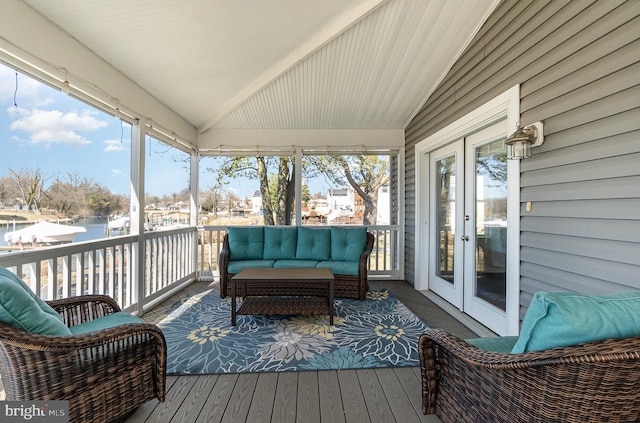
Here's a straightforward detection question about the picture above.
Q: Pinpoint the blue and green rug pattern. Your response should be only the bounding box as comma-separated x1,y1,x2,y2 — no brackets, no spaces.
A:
157,287,429,374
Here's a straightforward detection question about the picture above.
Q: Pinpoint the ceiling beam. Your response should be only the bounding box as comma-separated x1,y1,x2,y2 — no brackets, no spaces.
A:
197,0,388,135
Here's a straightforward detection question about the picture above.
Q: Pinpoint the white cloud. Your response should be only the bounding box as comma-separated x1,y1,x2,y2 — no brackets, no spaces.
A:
9,107,108,147
104,139,127,152
111,169,123,176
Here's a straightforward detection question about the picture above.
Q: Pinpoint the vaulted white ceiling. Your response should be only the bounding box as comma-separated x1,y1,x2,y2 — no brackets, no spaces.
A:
21,0,498,138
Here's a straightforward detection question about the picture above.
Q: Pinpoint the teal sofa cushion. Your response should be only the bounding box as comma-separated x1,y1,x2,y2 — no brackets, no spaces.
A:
274,260,320,269
330,226,367,262
466,336,519,354
296,227,331,260
0,269,71,336
69,311,145,335
227,260,276,274
316,260,359,276
511,291,640,353
264,226,297,260
228,227,264,260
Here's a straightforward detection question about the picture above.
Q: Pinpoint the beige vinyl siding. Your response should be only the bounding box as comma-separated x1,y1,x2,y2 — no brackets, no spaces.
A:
404,0,640,319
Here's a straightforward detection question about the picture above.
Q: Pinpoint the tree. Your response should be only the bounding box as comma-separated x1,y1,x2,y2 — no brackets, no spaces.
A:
308,155,390,225
9,168,48,211
211,156,295,225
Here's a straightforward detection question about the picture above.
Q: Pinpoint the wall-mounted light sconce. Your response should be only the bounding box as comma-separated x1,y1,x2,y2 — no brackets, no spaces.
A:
505,121,544,159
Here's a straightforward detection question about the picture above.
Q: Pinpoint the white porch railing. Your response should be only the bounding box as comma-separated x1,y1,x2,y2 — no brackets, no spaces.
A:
0,224,400,313
0,227,197,315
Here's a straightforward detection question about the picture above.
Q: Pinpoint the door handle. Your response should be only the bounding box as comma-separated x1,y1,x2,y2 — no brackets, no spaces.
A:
461,235,469,241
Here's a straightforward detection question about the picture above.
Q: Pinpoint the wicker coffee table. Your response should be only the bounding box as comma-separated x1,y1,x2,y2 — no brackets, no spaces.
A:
230,268,334,326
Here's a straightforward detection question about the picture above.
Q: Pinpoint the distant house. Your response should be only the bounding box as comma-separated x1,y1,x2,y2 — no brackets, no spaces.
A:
251,190,262,215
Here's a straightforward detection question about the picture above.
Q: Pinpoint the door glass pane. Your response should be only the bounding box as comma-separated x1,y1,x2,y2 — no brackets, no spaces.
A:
475,140,507,310
436,155,456,283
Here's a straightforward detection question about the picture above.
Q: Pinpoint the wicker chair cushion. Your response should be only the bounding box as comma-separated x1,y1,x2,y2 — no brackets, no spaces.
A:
0,266,63,322
296,227,331,260
69,311,146,335
330,226,367,262
316,260,359,276
0,271,71,336
264,226,297,260
512,290,640,353
228,227,264,260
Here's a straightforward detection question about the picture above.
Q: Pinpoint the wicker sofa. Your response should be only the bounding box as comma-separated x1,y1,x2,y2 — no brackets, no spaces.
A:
419,290,640,423
0,266,166,423
219,225,374,300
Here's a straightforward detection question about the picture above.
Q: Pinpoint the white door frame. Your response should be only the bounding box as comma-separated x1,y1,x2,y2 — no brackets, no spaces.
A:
414,85,521,335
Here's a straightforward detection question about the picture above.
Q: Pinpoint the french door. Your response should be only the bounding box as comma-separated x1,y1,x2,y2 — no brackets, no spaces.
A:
429,121,509,332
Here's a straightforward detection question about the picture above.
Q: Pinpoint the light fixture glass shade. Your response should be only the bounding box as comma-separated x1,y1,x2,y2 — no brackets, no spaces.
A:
505,138,532,159
505,123,535,160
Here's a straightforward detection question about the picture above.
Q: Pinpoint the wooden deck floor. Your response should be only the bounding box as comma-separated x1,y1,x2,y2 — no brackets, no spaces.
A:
126,280,478,423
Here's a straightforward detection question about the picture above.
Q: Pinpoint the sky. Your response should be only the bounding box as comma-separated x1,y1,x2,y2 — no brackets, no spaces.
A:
0,63,337,202
0,64,260,199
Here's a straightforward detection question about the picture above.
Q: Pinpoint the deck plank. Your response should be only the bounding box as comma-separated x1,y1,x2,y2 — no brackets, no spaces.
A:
376,368,423,423
297,371,320,423
337,369,370,423
246,372,279,423
145,375,198,422
125,376,180,422
318,371,346,423
356,369,396,422
272,371,298,423
170,375,220,423
221,373,259,423
195,374,239,423
393,367,430,422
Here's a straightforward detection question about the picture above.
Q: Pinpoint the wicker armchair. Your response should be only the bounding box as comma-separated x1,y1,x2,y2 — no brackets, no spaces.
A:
0,295,167,423
419,328,640,423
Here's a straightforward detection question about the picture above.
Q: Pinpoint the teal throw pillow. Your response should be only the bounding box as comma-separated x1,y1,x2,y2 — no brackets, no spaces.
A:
511,290,640,353
330,226,367,262
0,266,63,322
296,227,331,260
0,272,71,336
264,226,297,260
227,227,264,260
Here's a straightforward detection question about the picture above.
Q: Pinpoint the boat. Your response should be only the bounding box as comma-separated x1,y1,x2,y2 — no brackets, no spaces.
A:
4,221,87,245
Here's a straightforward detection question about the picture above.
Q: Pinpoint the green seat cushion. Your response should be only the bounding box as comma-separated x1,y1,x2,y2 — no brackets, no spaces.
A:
296,227,331,260
69,311,146,335
330,226,367,262
0,269,71,336
316,260,359,276
228,227,264,260
512,291,640,353
466,336,519,354
227,260,276,274
264,226,297,260
0,266,63,322
273,260,320,269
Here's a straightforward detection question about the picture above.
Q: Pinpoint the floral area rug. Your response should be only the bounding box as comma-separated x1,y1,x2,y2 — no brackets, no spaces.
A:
157,285,429,374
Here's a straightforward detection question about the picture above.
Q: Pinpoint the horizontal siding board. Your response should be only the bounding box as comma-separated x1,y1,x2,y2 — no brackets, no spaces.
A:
521,232,640,265
524,63,640,122
521,246,639,287
521,216,639,242
520,198,640,220
520,152,640,186
525,86,640,135
521,5,640,98
521,131,639,172
522,38,640,111
521,176,640,201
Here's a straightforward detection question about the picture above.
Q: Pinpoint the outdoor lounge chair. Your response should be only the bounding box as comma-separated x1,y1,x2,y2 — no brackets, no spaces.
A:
419,290,640,422
0,267,166,423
